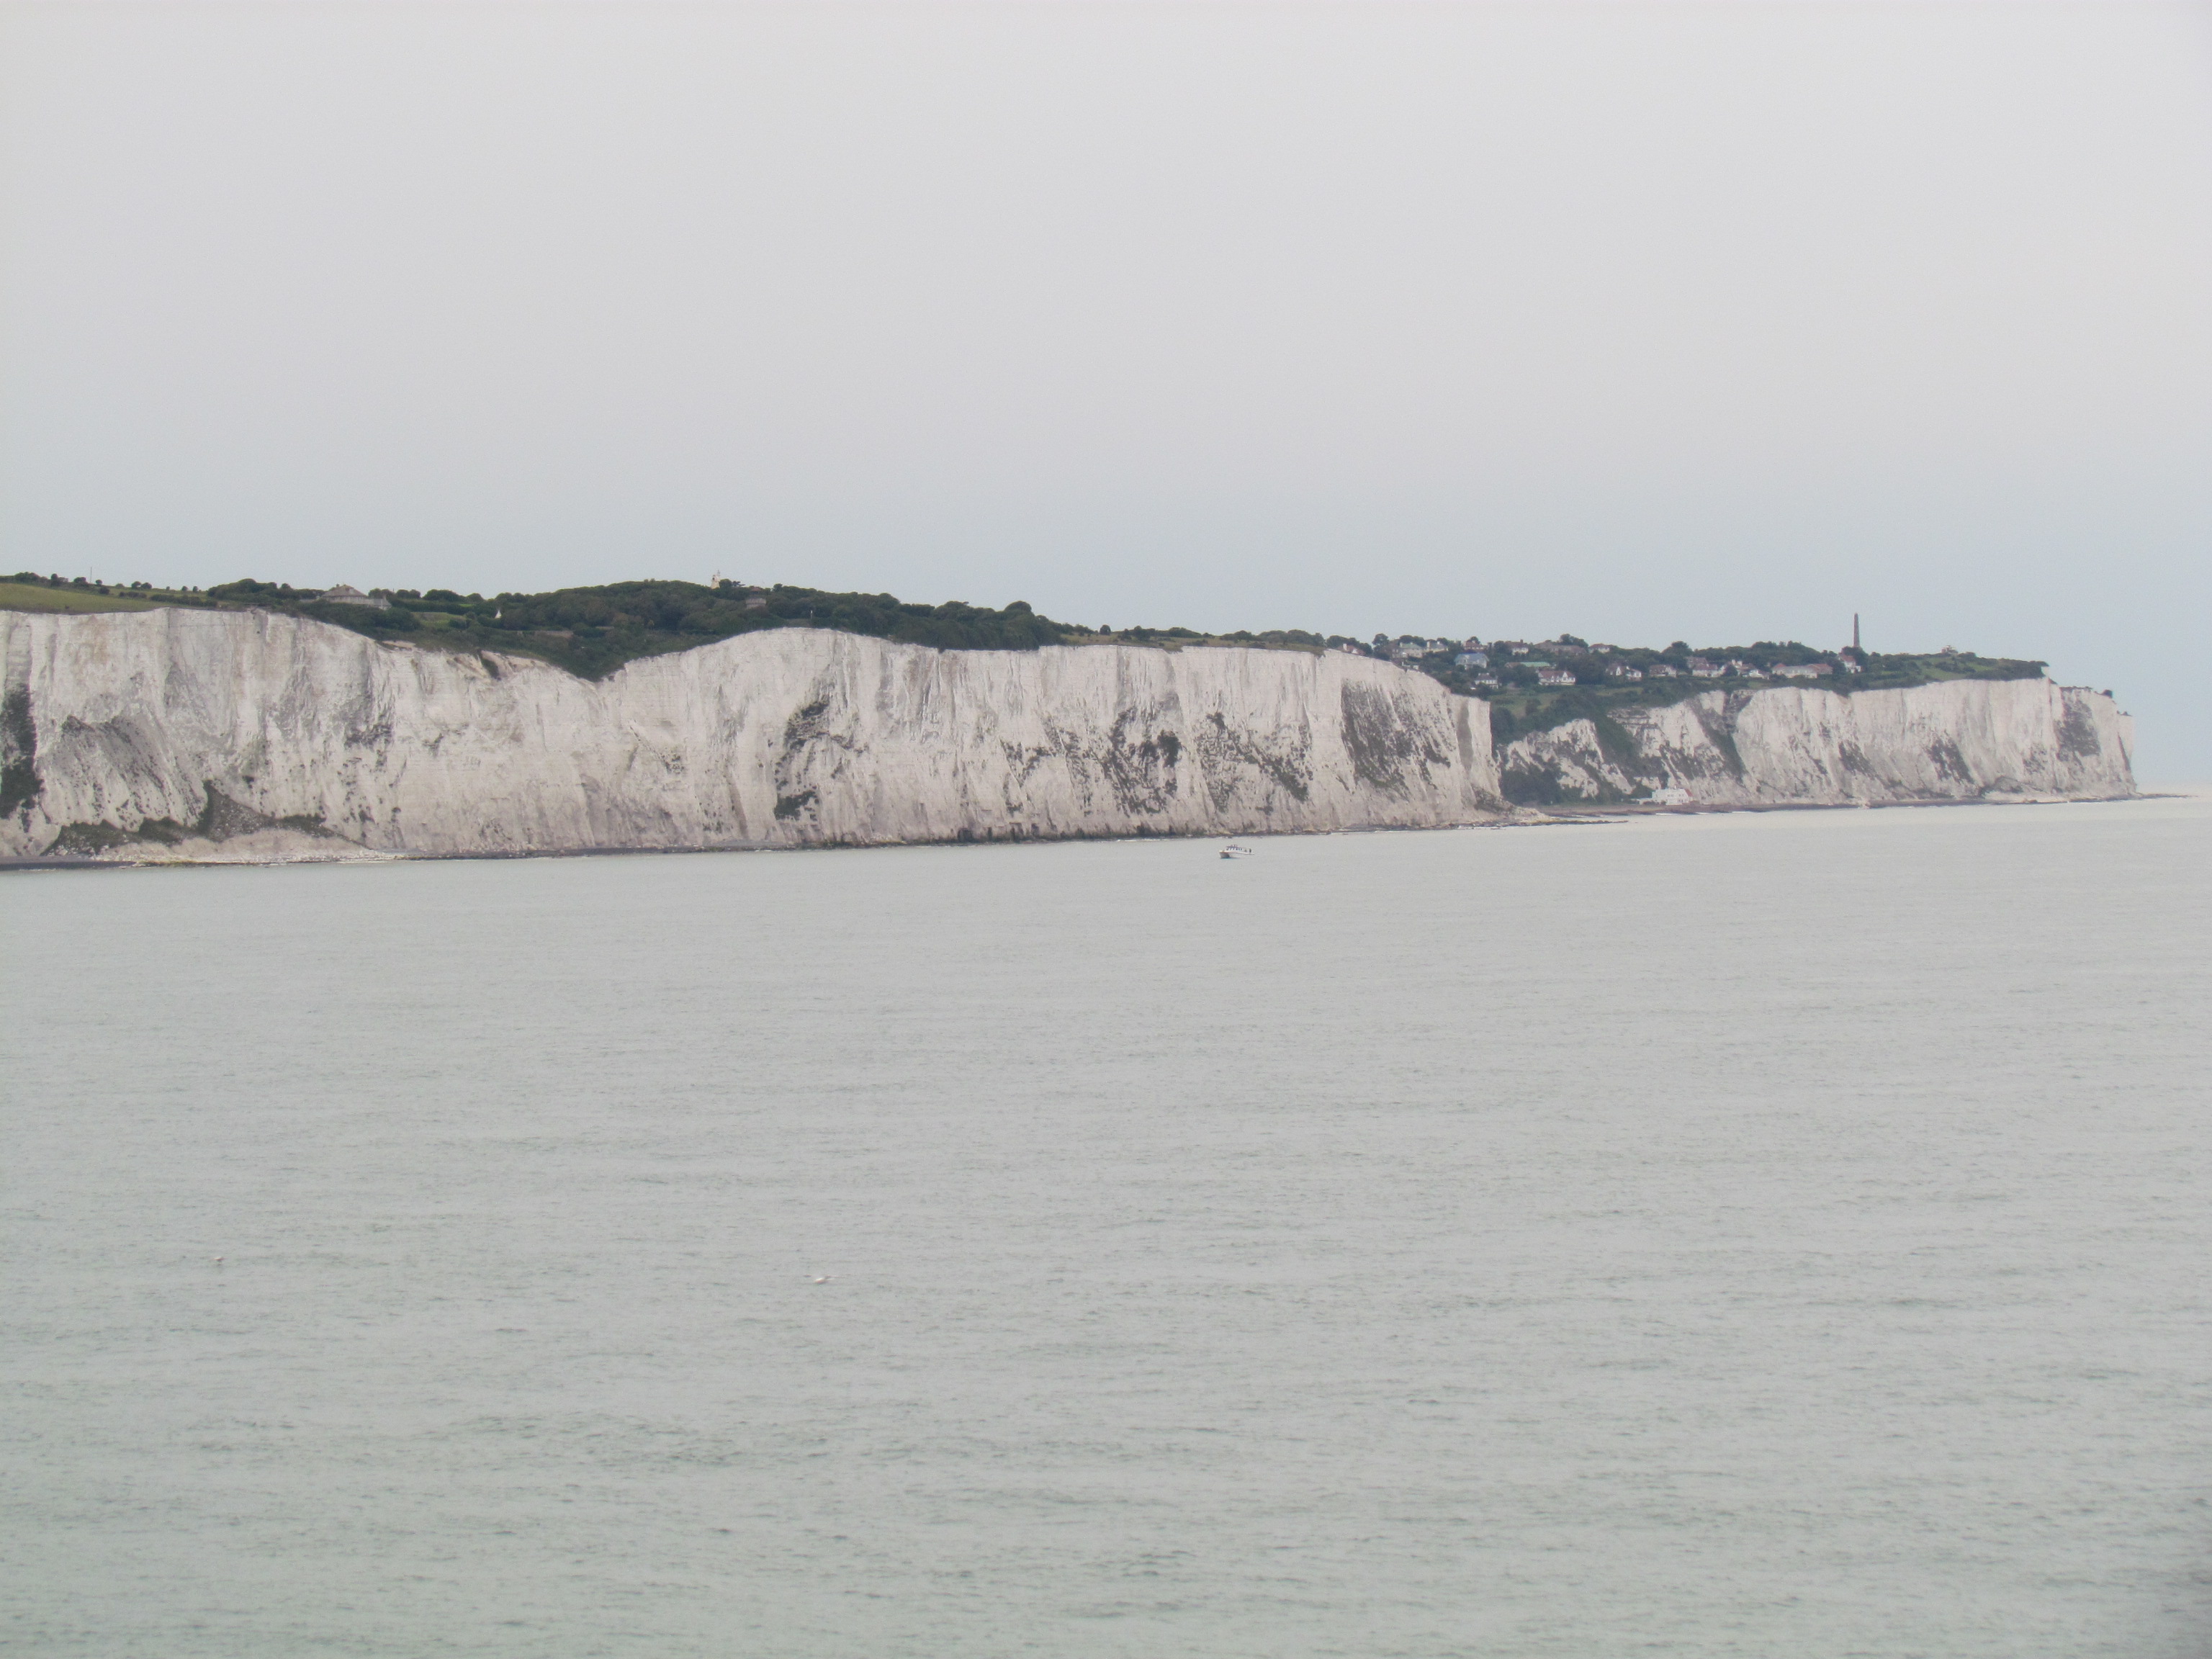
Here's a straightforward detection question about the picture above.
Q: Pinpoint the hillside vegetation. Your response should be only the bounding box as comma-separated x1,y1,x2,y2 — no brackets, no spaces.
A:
186,577,1098,678
1,573,2052,737
0,581,160,615
1477,649,2048,747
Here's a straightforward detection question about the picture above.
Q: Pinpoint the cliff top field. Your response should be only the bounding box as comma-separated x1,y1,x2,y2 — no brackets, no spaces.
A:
0,573,2052,739
0,580,161,616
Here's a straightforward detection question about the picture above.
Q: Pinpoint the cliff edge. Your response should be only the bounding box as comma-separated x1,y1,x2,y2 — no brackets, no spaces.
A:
1,610,1502,858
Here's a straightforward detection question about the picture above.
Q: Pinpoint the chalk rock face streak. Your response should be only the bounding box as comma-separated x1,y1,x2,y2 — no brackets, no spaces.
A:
1499,680,2134,806
0,611,1502,855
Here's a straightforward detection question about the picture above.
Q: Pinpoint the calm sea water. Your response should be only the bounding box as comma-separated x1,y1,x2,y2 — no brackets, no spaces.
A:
4,798,2208,1658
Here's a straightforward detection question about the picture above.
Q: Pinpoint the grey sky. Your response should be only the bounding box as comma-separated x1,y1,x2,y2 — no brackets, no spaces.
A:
4,1,2209,773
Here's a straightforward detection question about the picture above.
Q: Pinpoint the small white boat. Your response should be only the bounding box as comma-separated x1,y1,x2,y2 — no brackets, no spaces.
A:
1220,843,1254,860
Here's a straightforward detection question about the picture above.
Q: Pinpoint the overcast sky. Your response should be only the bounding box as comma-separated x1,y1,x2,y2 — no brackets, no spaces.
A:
4,1,2208,773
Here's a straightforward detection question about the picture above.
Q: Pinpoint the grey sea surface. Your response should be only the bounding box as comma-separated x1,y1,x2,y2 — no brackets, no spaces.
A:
4,797,2208,1658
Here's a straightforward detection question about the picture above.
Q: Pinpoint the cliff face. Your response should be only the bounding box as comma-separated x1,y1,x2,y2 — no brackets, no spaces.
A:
1498,678,2134,806
0,612,2136,860
0,611,1502,858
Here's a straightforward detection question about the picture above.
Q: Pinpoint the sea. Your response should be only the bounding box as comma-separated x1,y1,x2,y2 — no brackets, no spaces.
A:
4,795,2208,1658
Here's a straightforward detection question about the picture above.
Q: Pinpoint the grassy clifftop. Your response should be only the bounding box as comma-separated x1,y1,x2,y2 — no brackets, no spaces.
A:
0,575,2054,741
66,576,1326,680
0,581,162,615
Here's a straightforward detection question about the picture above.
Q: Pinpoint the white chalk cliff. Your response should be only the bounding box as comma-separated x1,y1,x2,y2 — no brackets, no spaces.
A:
0,612,2134,860
1499,678,2134,806
1,610,1500,858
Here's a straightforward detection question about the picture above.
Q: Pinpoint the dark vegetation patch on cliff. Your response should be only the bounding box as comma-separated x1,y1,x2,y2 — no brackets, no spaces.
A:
1340,684,1449,796
2056,697,2105,760
1482,652,2047,745
1191,711,1312,807
43,783,333,856
1095,715,1182,816
1700,698,1750,778
1496,715,1655,806
1498,751,1573,806
1,688,39,819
